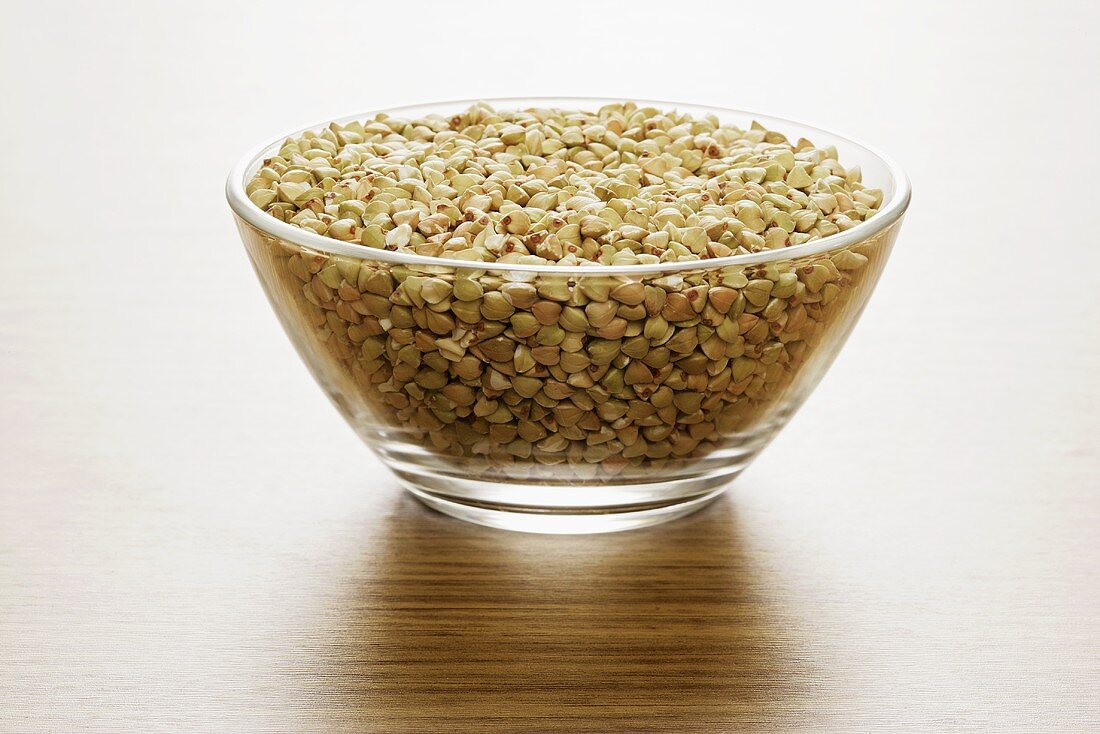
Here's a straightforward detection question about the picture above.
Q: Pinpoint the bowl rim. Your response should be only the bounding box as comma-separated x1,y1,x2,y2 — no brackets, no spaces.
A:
226,96,911,274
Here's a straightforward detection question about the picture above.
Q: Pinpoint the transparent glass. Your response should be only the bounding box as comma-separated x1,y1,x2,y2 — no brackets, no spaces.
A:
227,98,910,533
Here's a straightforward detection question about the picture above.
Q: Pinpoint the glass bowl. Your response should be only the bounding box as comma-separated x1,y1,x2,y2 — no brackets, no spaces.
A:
226,98,910,534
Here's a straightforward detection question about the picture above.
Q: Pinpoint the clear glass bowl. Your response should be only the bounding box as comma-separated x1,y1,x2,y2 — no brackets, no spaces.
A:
226,98,910,533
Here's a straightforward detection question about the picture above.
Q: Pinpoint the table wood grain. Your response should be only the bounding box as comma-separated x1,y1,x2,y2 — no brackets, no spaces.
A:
2,2,1098,731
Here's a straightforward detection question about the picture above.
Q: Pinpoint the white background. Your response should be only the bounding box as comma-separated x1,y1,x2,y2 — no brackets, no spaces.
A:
4,0,1096,460
2,2,1099,729
4,0,1097,502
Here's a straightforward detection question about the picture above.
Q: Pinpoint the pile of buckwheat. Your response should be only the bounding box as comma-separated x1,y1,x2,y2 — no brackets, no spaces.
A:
245,102,887,477
247,102,881,266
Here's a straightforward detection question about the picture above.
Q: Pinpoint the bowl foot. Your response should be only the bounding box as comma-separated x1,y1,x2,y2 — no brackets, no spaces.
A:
403,484,729,534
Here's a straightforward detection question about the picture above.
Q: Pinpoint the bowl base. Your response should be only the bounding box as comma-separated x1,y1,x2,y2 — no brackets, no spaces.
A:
403,485,729,534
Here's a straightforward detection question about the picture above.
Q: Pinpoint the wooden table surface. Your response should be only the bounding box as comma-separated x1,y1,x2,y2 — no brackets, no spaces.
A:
2,3,1098,731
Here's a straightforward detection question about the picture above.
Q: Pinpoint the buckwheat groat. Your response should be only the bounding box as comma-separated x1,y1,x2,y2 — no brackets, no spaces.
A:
243,102,888,479
249,102,881,265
